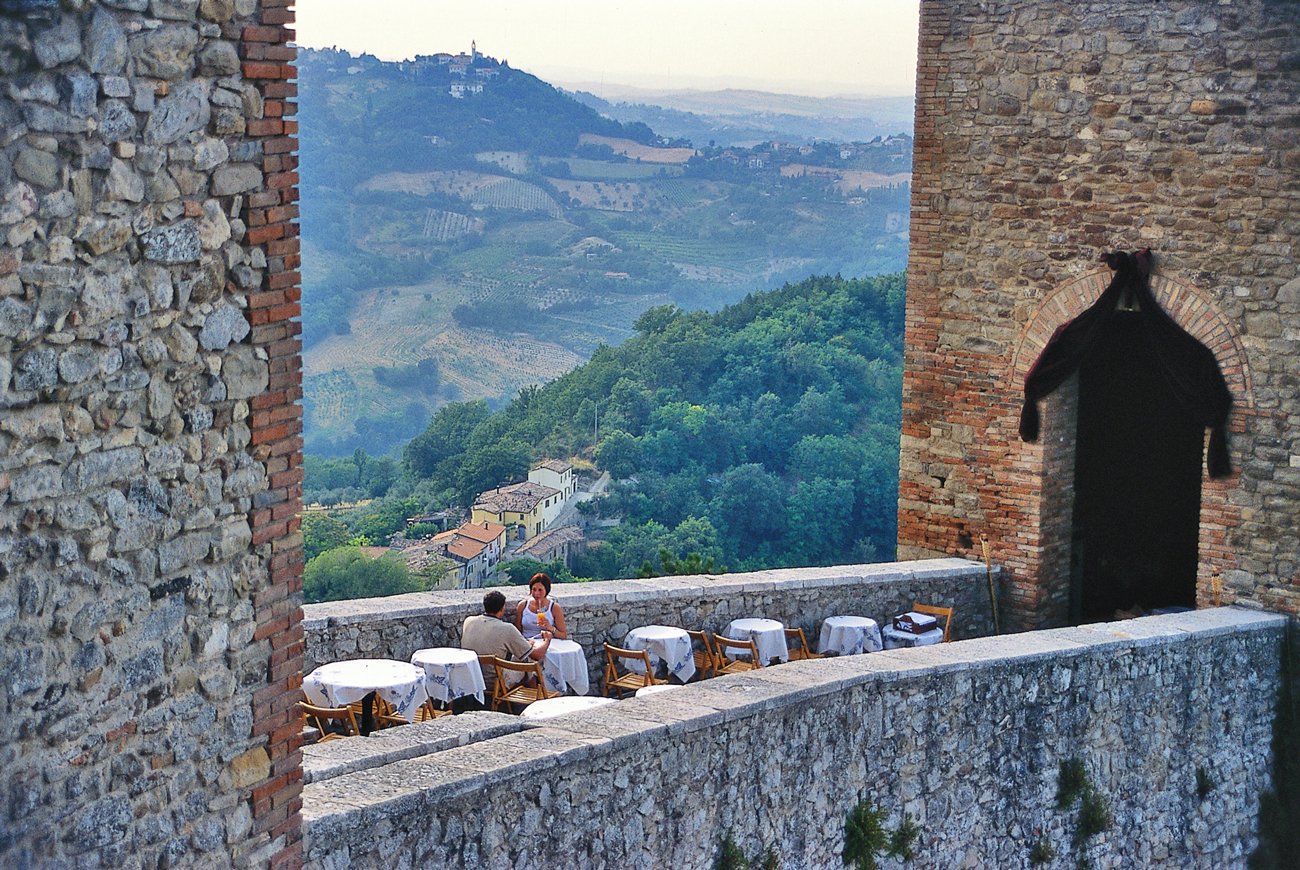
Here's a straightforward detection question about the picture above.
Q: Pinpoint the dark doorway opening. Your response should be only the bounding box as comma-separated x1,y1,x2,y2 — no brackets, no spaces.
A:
1070,314,1203,622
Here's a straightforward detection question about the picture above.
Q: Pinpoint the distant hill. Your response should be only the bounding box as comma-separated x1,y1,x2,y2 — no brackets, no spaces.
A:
564,84,915,147
297,48,911,458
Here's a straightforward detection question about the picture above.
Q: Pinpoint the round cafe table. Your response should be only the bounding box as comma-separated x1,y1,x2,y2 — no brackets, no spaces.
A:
881,624,944,649
818,616,883,656
541,638,590,696
724,618,790,665
410,647,486,706
521,695,615,721
623,625,697,683
302,659,428,733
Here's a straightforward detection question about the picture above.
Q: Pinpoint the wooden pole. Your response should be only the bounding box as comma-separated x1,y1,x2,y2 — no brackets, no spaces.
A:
981,534,1001,635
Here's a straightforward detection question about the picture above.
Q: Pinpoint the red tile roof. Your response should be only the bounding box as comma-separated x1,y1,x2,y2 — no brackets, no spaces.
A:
456,521,505,543
447,537,487,561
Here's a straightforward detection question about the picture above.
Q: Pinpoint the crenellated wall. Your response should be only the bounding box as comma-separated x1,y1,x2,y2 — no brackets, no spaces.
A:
301,608,1286,868
0,2,303,866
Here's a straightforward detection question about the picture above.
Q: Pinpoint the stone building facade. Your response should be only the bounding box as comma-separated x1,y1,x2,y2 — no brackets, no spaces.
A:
898,0,1300,628
0,0,303,866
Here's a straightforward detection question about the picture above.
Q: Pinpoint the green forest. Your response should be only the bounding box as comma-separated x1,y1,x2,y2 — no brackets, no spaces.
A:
303,273,904,599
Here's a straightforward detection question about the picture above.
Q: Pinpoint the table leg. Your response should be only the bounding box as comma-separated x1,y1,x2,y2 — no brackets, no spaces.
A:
360,691,375,736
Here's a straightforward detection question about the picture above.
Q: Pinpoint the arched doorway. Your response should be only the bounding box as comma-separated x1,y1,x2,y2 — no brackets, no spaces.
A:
1070,312,1204,621
1014,255,1246,628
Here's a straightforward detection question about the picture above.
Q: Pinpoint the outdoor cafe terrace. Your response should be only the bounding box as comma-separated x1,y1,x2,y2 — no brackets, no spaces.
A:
297,559,1284,867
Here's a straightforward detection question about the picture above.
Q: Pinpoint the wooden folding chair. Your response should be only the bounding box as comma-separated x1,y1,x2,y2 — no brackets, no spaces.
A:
603,644,663,698
685,629,717,680
477,653,497,703
372,694,417,728
784,627,822,661
911,602,954,642
491,657,549,713
415,698,454,721
299,701,360,742
712,634,762,674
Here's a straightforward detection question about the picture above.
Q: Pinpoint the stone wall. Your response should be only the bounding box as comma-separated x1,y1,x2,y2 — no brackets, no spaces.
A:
0,1,303,866
301,608,1285,868
303,559,1000,676
899,0,1300,625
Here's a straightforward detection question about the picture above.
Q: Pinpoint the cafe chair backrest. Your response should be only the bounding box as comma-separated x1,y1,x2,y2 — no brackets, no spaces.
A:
685,629,717,679
603,644,662,698
712,634,762,673
490,656,549,713
783,627,821,660
299,700,360,741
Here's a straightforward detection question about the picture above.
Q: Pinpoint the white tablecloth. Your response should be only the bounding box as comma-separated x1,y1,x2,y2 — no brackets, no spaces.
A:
623,625,696,682
410,647,486,705
521,695,615,720
724,618,789,665
881,625,945,649
302,659,429,722
542,638,590,695
818,616,883,656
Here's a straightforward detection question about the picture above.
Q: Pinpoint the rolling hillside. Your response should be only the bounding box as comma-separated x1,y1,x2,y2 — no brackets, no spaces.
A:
297,47,911,457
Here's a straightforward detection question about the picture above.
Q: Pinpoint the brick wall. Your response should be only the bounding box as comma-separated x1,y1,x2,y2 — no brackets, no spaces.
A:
240,4,305,867
899,0,1300,625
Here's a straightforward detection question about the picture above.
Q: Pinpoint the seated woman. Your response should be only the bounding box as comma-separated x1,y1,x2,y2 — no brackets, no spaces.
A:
514,572,568,641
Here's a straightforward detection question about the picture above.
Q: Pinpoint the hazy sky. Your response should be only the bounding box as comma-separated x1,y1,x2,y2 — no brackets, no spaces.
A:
294,0,920,98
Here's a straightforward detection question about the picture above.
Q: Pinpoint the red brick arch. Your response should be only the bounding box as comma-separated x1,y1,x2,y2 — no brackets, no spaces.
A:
1010,269,1255,414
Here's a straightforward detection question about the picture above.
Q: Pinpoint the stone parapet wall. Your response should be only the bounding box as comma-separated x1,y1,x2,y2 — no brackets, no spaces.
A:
0,2,302,866
900,0,1300,624
303,559,999,676
302,608,1285,868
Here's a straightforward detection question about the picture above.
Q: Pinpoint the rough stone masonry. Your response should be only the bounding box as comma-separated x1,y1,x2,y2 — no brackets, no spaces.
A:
898,0,1300,627
0,0,304,866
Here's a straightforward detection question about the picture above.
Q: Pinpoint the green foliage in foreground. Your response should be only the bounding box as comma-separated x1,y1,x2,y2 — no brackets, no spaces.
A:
843,800,917,870
303,547,432,604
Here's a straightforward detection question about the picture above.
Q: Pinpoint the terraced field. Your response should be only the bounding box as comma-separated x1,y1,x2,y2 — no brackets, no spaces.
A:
364,170,500,198
564,158,683,180
470,179,563,217
614,230,762,269
577,134,696,164
302,275,588,441
422,209,477,241
550,179,658,212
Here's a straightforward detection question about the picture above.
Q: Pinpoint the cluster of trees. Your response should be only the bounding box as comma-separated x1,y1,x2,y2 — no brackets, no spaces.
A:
405,273,903,572
303,449,400,505
373,358,439,393
301,273,904,599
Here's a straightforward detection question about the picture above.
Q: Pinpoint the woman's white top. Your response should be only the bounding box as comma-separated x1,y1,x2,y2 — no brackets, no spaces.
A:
520,597,556,639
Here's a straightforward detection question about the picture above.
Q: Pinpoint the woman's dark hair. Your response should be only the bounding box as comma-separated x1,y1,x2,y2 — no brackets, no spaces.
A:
529,572,552,593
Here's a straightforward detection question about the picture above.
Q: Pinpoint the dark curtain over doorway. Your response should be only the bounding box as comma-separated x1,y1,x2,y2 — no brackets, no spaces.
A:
1019,250,1233,619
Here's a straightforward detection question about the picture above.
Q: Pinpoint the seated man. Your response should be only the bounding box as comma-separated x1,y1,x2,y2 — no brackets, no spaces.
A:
461,590,551,709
